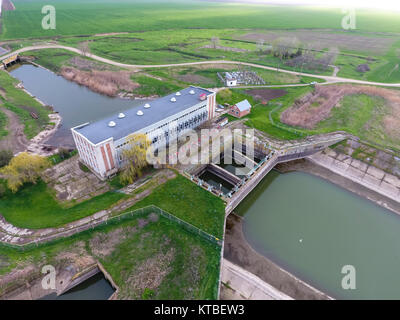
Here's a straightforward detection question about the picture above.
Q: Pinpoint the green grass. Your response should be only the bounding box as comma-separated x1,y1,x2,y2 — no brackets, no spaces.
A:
3,1,400,83
218,87,311,140
4,1,400,39
0,179,127,229
0,107,8,138
21,49,78,72
47,150,78,166
100,214,220,299
0,212,220,299
316,93,397,148
130,74,183,96
126,175,226,238
0,70,50,139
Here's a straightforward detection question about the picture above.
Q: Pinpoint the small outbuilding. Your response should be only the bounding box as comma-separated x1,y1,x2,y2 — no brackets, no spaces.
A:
228,99,252,118
225,72,238,87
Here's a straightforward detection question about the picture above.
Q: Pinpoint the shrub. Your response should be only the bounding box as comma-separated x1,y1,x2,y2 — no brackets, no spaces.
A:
0,150,13,168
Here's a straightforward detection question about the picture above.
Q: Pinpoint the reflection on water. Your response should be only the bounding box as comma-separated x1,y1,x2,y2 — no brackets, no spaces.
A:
10,64,150,147
41,273,114,300
239,170,400,299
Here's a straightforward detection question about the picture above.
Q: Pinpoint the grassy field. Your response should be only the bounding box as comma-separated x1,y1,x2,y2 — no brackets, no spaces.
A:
0,179,127,229
3,1,400,83
316,94,395,147
224,84,399,151
130,73,183,97
4,1,400,39
126,175,226,238
0,173,226,238
0,70,50,139
0,211,220,299
218,87,311,140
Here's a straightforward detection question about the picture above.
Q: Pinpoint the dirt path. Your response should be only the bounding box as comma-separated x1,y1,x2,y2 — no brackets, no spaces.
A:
3,44,400,88
0,107,28,153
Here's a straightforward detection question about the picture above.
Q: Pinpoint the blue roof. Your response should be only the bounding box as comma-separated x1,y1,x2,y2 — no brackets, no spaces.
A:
235,99,251,112
73,86,213,145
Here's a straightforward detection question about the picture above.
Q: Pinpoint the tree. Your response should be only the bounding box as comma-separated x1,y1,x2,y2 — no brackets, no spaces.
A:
79,41,90,57
0,152,50,193
0,149,13,168
211,37,220,49
120,133,151,185
256,39,265,52
217,88,232,104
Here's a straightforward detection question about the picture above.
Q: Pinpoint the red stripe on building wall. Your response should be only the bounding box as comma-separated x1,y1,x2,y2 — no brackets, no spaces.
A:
101,146,110,172
106,143,115,169
208,96,212,120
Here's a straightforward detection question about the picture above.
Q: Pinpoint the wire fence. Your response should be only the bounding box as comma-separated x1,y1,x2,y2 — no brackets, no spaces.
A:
0,205,222,251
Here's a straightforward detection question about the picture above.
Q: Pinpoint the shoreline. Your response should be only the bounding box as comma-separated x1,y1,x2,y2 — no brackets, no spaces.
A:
9,67,62,156
276,158,400,216
225,156,400,300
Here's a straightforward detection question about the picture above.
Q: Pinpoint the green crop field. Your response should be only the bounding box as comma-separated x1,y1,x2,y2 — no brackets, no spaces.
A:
3,1,400,82
3,0,400,39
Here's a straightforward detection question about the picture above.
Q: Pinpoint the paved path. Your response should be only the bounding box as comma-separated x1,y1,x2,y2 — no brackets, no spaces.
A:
3,44,400,87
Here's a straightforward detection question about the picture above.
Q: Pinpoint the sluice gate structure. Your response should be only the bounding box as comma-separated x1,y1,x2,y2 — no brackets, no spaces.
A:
225,132,348,214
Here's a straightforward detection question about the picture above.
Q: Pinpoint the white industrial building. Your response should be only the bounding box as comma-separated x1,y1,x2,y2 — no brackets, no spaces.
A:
71,86,216,179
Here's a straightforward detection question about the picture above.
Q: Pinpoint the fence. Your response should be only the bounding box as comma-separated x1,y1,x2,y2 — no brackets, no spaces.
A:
0,205,222,251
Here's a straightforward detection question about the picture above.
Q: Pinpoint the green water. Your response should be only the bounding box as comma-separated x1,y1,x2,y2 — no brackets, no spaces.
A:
237,170,400,300
10,64,148,147
199,171,234,194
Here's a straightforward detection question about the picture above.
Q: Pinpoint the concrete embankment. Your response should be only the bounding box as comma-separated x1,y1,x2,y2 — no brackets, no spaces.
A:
220,259,293,300
307,151,400,207
1,262,118,300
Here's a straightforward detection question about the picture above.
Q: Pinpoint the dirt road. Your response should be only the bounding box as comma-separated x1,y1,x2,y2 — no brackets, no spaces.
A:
3,44,400,88
0,107,28,153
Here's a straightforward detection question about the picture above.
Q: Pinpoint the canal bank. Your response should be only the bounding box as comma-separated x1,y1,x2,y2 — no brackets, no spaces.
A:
1,262,116,300
226,157,400,300
8,63,150,148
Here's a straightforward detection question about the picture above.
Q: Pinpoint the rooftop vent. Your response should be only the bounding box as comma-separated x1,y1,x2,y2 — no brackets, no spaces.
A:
171,97,177,102
199,93,207,101
144,103,151,109
176,92,181,96
189,90,195,95
137,110,144,116
108,121,116,127
118,113,126,119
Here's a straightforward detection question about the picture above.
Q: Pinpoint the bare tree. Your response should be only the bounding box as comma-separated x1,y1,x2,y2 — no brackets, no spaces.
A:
79,41,90,57
211,37,220,49
256,39,265,52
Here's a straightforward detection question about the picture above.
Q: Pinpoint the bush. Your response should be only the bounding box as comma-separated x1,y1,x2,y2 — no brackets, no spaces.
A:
217,88,232,104
0,184,5,198
0,150,13,168
0,152,50,192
